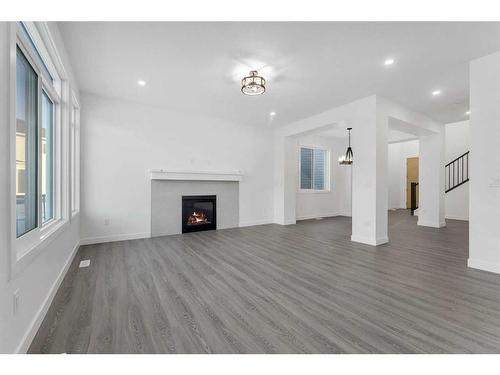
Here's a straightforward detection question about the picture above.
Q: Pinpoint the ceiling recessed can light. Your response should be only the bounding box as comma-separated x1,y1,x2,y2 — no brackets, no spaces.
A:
384,58,395,66
270,111,276,116
432,90,441,96
466,110,471,115
137,80,146,86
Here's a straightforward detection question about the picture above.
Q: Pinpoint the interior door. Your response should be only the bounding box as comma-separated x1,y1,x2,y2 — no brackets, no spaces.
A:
406,157,419,209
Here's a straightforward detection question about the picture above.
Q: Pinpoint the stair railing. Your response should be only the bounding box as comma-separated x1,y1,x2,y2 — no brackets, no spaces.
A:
445,151,469,193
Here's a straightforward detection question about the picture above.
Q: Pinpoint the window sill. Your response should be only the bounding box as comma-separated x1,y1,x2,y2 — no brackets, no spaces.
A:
298,189,331,194
13,219,70,278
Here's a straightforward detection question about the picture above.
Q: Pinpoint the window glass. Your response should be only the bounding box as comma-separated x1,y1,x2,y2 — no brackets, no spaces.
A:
16,47,38,237
313,149,326,190
300,147,328,191
300,148,313,189
42,91,54,223
71,107,76,212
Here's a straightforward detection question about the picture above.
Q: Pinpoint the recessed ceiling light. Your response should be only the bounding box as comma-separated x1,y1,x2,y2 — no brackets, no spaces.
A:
432,90,441,96
466,110,471,115
137,80,146,86
270,111,276,116
384,58,395,66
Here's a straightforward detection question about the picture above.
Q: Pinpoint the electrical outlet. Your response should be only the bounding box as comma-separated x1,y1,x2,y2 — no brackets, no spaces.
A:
13,290,20,315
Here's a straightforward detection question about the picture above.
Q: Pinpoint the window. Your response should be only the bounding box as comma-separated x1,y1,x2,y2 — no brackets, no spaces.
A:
16,47,38,237
41,91,54,223
13,22,65,262
299,147,329,191
70,96,80,215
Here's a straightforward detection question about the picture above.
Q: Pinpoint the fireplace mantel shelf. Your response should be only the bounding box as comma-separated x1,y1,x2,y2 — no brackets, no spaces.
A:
150,169,243,182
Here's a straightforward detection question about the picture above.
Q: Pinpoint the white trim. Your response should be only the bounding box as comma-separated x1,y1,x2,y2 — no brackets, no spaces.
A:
150,169,243,182
445,214,469,221
417,220,447,228
296,213,339,221
297,189,331,194
238,219,274,227
351,235,389,246
79,232,150,246
13,220,69,278
15,240,80,353
279,219,297,225
468,258,500,275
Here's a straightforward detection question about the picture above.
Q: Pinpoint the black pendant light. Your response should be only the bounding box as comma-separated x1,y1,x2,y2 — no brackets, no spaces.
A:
339,127,353,165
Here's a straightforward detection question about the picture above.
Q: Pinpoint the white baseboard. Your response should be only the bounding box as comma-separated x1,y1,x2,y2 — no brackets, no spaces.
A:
445,215,469,221
468,258,500,274
16,240,80,354
238,219,274,227
417,220,446,228
79,232,150,246
351,235,389,246
295,213,339,221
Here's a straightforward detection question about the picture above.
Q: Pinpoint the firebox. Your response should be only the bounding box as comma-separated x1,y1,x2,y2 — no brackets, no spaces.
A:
181,195,217,233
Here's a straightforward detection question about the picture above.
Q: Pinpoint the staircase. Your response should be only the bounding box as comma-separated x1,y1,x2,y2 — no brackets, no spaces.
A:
410,151,469,216
445,151,469,193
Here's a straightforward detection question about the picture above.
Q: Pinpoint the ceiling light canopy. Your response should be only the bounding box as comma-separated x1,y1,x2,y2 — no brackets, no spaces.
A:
241,70,266,96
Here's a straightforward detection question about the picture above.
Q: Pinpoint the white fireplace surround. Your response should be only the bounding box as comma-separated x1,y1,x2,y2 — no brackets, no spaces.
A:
148,169,243,237
150,169,244,182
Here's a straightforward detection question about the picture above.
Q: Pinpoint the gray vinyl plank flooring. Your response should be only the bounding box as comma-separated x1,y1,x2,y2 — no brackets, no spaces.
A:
28,210,500,353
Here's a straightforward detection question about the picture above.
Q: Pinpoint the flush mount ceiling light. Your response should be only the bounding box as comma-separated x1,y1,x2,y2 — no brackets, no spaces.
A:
339,127,353,165
241,70,266,96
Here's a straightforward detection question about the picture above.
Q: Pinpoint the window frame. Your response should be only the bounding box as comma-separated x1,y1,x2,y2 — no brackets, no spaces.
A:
10,22,68,275
298,145,331,194
40,81,61,229
70,92,80,217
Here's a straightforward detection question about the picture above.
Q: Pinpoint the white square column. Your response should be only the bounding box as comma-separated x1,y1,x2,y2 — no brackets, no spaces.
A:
418,128,446,228
351,96,389,246
273,136,297,225
468,51,500,274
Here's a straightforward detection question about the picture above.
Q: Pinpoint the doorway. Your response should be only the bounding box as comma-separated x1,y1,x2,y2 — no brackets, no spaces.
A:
406,157,419,208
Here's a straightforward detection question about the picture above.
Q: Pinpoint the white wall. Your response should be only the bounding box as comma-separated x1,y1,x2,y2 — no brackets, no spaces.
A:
80,93,275,243
468,51,500,274
388,140,419,209
445,120,470,221
295,134,351,220
0,23,81,353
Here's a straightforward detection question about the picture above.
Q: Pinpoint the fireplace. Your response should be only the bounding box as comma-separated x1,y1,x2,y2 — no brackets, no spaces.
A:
182,195,217,233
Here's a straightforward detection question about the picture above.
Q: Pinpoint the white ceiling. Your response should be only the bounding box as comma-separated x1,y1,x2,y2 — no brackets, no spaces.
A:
58,22,500,127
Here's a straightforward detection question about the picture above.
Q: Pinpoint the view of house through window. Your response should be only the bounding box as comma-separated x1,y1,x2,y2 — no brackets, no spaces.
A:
300,147,328,191
16,46,38,238
42,91,54,223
